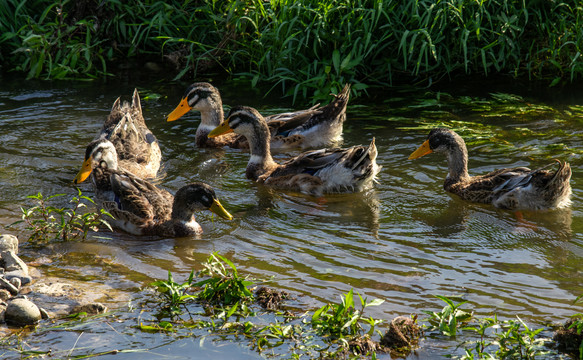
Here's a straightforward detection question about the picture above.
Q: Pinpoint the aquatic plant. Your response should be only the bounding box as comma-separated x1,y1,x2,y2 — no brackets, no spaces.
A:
423,295,472,337
150,270,197,315
311,288,384,339
193,252,255,306
11,189,112,243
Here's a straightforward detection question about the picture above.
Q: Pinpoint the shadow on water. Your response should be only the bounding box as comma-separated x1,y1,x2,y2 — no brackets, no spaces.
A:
0,73,582,358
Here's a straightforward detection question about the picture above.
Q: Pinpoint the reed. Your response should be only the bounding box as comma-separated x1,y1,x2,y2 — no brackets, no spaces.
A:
1,0,582,99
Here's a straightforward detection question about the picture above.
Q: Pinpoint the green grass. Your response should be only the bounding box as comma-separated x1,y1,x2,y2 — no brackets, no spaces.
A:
1,1,583,100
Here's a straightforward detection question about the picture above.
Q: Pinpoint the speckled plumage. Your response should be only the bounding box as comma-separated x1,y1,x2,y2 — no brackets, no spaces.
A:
167,82,350,150
409,128,572,210
74,139,232,237
99,89,162,179
208,106,380,196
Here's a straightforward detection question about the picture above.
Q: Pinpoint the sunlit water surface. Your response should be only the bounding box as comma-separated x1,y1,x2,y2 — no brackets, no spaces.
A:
0,75,582,359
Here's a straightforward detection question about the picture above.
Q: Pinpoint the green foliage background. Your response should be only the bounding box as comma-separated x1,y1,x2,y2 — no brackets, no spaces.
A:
1,0,583,99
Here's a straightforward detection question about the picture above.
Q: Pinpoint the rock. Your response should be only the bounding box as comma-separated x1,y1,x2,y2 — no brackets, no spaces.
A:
71,303,107,315
9,277,21,291
0,277,19,296
5,298,42,326
0,235,18,254
1,251,28,274
0,302,6,323
0,289,11,302
5,271,32,285
39,307,50,320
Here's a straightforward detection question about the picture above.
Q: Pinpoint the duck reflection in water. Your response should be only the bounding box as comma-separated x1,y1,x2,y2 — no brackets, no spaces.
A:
238,186,381,238
415,194,573,241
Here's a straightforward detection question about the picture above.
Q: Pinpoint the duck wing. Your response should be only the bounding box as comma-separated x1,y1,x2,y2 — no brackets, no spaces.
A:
109,171,173,221
265,104,322,137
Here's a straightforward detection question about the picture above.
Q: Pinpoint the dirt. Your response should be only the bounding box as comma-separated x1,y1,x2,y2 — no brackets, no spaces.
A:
255,287,289,310
554,318,583,357
380,315,423,351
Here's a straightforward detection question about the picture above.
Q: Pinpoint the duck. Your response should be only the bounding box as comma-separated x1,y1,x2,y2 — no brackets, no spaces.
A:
408,128,572,210
166,82,350,150
98,89,162,179
73,138,232,237
207,106,380,196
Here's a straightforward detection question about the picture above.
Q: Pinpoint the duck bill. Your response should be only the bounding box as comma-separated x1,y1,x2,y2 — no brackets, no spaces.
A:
73,158,93,184
408,140,433,160
208,120,233,138
210,199,233,220
167,97,192,122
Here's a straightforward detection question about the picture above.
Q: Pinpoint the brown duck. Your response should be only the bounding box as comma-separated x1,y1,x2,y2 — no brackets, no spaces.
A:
98,89,162,179
73,138,232,237
409,128,572,210
166,82,350,150
208,106,380,196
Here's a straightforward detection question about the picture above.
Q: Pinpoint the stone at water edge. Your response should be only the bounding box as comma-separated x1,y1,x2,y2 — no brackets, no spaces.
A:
5,271,32,285
0,277,19,296
0,289,10,302
0,235,18,254
1,251,28,274
4,298,42,326
9,277,21,291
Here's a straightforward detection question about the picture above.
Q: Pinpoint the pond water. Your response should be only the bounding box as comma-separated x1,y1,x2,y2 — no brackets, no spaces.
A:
0,73,582,359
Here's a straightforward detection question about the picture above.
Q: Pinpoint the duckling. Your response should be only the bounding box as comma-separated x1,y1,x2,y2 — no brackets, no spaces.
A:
73,138,232,237
408,128,572,210
167,82,350,149
98,89,161,179
208,106,380,196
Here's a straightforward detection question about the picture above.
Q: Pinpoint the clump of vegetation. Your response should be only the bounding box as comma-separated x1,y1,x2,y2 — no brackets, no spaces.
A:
2,1,583,100
150,270,197,315
554,295,583,359
380,315,422,353
311,288,384,340
193,252,255,306
10,189,112,243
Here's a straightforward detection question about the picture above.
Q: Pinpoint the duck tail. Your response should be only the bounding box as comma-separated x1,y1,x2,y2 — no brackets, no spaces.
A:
542,160,572,207
546,159,571,188
319,83,351,121
351,137,377,170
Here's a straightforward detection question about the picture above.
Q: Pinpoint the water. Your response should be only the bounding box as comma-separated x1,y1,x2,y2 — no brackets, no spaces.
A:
0,74,582,358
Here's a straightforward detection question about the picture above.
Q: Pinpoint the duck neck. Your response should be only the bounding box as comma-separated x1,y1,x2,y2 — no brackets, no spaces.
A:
196,103,224,141
445,145,470,183
246,122,277,179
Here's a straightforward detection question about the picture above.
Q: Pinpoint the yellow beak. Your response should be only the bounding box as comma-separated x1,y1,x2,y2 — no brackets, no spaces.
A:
209,199,233,220
167,97,192,122
74,157,93,184
208,119,234,138
408,140,433,160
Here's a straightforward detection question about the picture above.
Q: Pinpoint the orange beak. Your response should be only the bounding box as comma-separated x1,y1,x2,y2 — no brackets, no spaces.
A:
208,118,234,138
74,157,93,184
408,140,433,160
167,97,192,122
